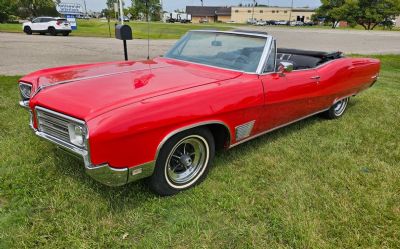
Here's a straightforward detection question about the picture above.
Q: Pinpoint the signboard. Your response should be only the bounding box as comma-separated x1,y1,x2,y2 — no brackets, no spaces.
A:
66,15,77,30
57,2,83,15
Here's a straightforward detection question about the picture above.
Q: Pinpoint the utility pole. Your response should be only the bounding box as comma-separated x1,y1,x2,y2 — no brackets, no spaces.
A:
201,0,203,7
288,0,294,24
119,0,124,24
82,0,87,16
251,0,256,22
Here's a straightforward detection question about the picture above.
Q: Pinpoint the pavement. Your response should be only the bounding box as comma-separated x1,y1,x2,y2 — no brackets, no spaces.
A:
1,27,400,76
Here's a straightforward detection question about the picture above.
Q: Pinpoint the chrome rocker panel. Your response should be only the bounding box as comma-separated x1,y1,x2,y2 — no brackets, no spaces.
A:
32,126,155,187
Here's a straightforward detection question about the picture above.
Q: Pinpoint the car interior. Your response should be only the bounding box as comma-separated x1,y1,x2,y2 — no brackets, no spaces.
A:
276,48,344,71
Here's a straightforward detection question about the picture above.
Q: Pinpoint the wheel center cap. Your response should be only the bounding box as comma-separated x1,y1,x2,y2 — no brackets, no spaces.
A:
180,155,192,167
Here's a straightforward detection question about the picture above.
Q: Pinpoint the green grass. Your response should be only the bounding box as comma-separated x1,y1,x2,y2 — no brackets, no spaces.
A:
1,55,399,248
0,19,234,39
1,19,399,39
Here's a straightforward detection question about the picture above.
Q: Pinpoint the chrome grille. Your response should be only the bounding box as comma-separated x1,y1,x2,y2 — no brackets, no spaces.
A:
36,108,71,142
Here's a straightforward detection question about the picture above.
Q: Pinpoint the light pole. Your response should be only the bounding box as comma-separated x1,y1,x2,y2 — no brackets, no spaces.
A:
82,0,87,16
288,0,294,24
119,0,124,24
251,0,256,22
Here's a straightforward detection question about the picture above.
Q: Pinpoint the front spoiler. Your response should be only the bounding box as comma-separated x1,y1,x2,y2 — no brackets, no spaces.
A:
32,127,155,187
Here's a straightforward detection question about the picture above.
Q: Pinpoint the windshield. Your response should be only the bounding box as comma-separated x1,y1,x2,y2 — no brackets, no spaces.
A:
165,31,267,72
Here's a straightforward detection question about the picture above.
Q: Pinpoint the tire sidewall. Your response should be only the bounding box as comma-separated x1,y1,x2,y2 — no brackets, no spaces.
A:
328,97,349,119
149,128,215,196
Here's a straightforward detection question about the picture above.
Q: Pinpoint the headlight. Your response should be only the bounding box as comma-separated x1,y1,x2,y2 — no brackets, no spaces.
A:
19,82,32,100
68,123,87,147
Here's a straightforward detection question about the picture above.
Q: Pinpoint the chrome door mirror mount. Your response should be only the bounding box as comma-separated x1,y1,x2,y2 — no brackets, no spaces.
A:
277,62,294,76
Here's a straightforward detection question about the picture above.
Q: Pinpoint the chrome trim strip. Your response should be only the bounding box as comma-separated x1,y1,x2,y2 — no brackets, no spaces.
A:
154,120,232,161
191,30,271,38
256,36,273,74
229,108,330,148
35,106,86,125
19,100,30,108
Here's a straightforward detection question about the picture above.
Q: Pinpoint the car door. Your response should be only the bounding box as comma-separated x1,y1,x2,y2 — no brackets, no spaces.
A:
30,18,41,31
258,41,321,131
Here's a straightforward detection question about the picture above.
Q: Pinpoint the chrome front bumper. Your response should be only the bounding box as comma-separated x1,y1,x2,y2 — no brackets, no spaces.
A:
31,123,154,187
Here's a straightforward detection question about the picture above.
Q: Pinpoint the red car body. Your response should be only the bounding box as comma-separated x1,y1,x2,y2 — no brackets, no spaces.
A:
19,31,380,189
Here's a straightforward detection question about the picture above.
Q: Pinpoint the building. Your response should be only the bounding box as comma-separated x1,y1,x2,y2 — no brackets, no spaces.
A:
396,16,400,27
231,6,315,23
186,6,231,23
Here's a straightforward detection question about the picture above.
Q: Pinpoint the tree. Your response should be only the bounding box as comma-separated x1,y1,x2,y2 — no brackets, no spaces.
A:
0,0,18,22
129,0,161,21
18,0,58,18
316,0,400,30
314,0,347,28
347,0,400,30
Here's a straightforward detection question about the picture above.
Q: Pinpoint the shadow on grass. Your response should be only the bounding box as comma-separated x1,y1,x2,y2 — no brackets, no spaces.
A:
50,102,356,212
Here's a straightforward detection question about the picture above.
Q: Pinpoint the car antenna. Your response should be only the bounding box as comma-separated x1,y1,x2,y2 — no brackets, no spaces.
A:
146,0,150,60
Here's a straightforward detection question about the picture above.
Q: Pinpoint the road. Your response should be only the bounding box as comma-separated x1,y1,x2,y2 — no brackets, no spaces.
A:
1,27,400,76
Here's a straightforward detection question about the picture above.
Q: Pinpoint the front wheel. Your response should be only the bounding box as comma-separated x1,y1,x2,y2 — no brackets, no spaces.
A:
24,26,32,35
148,128,215,196
323,97,349,119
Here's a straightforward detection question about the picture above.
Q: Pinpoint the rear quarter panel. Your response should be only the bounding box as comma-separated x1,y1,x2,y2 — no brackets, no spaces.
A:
316,57,380,108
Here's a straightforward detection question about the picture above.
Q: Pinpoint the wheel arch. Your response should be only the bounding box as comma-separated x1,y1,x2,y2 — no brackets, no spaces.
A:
154,121,231,162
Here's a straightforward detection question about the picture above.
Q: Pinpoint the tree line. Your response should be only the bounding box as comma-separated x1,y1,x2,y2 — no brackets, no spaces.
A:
314,0,400,30
103,0,162,21
0,0,60,22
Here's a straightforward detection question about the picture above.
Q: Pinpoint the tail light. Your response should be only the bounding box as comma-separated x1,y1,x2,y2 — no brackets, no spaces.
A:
57,20,62,25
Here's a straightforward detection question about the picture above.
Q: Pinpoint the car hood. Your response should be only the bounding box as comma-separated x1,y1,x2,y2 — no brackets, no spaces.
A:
27,58,242,121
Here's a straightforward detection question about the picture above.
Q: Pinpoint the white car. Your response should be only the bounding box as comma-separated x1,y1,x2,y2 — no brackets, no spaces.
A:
23,17,72,36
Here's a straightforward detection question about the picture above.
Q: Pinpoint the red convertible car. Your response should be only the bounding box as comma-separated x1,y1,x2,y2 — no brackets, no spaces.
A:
18,30,380,195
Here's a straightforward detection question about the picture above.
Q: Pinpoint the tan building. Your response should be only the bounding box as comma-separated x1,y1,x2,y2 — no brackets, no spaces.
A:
186,6,231,23
231,6,315,23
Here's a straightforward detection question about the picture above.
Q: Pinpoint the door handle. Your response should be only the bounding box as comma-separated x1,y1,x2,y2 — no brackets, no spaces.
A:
310,76,321,80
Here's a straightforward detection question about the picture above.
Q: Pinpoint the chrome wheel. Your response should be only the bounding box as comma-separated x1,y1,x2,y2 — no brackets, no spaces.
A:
333,98,348,116
165,135,209,189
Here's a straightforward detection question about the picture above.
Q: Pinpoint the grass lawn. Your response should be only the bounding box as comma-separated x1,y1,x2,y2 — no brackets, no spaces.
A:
1,19,398,39
0,19,235,39
0,55,399,248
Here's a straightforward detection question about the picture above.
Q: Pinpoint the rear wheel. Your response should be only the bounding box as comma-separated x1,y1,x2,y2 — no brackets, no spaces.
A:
323,97,349,119
48,27,57,36
148,128,215,196
24,26,32,35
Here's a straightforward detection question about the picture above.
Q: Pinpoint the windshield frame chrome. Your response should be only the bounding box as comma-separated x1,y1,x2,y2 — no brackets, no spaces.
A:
164,30,273,75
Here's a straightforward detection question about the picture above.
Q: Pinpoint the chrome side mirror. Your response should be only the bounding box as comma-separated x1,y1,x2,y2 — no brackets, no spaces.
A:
277,62,294,75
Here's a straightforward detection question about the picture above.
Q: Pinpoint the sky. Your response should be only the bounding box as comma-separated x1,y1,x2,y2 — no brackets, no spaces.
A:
79,0,322,12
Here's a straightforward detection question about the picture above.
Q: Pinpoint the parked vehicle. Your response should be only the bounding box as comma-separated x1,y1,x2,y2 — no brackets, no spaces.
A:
118,16,130,22
247,18,257,25
179,13,192,23
199,18,209,23
276,20,289,25
255,20,267,26
18,30,380,196
290,21,304,26
266,20,277,25
164,13,192,23
22,17,71,36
